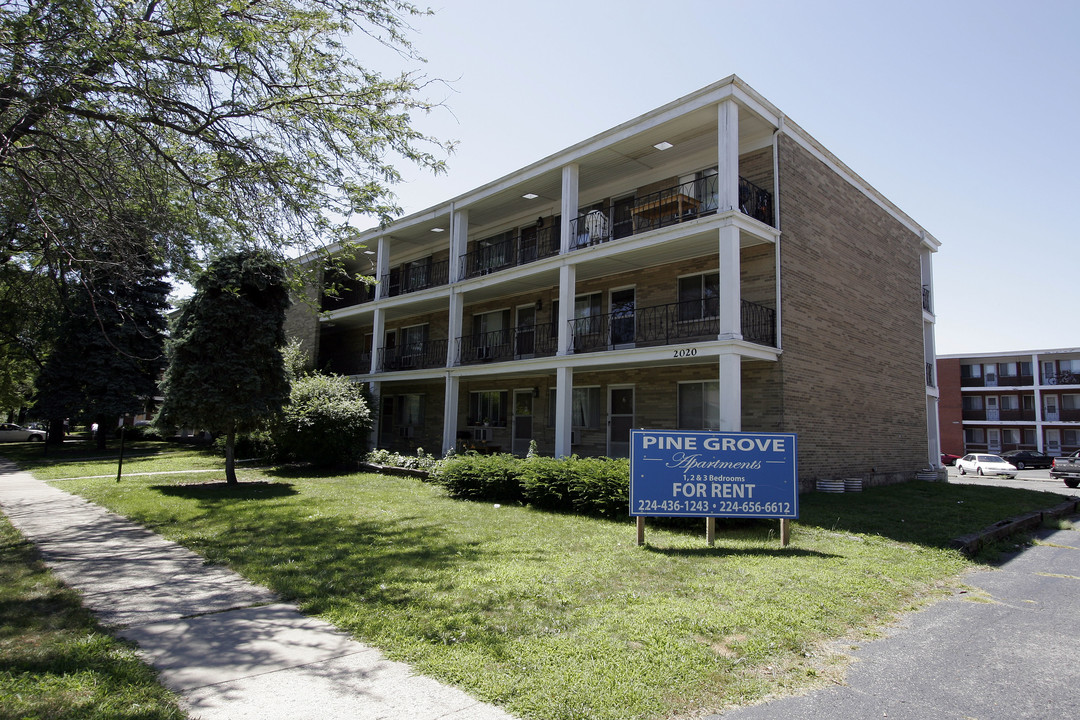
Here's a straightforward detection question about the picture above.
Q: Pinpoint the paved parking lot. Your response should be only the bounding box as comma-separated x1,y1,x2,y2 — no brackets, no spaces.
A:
945,463,1079,496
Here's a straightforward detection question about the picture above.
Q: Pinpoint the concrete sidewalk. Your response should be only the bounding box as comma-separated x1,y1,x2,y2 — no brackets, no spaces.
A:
0,461,519,720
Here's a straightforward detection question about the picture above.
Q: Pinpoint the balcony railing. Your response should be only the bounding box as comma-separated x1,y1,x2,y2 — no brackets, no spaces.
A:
926,362,935,387
568,175,774,251
1044,371,1080,385
922,285,931,312
377,339,448,371
457,324,558,365
567,299,776,353
382,259,450,297
459,226,560,280
321,279,376,311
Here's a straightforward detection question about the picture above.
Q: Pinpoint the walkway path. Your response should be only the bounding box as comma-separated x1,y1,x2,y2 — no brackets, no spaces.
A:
0,461,518,720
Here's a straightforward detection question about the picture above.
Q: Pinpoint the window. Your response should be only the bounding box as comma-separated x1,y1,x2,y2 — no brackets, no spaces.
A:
964,428,985,444
1019,361,1033,376
1000,395,1019,411
574,293,602,331
1023,394,1036,411
1002,429,1020,445
960,364,981,379
1065,429,1080,446
678,272,719,321
998,362,1018,377
469,390,508,427
1023,428,1036,445
962,396,984,411
1063,394,1080,411
397,394,424,428
548,387,601,428
678,381,720,430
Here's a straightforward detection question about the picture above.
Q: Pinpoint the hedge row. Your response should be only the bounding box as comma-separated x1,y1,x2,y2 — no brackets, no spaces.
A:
429,453,630,517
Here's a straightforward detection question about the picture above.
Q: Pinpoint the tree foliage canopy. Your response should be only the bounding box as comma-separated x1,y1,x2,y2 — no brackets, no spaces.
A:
0,0,449,283
272,371,373,466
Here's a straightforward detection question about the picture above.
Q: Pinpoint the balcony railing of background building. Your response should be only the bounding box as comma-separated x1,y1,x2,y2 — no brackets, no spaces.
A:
382,259,450,297
567,299,776,353
457,324,558,365
321,279,376,311
377,339,448,371
926,362,935,387
1044,371,1080,386
459,226,560,280
922,285,931,312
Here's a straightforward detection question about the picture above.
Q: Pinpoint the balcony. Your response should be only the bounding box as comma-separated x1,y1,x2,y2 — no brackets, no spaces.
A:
567,175,773,250
460,225,560,280
383,259,450,297
1044,371,1080,386
926,362,934,387
321,279,375,312
567,299,776,353
378,339,448,371
457,324,558,365
922,285,931,312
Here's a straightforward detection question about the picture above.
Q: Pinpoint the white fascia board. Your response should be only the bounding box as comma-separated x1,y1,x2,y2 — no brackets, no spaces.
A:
939,347,1080,361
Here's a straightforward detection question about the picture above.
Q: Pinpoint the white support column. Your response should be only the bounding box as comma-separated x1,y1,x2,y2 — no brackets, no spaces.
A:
554,366,573,457
717,100,739,213
557,264,576,355
442,373,459,457
717,353,741,432
560,164,579,254
446,289,463,367
368,380,381,449
450,207,468,282
375,236,390,298
370,307,385,375
718,224,742,341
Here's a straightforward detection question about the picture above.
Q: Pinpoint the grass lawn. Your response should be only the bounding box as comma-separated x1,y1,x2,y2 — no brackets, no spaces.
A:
0,513,185,720
8,442,1071,720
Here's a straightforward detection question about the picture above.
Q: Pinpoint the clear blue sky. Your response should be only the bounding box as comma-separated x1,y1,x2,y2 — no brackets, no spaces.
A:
350,0,1079,356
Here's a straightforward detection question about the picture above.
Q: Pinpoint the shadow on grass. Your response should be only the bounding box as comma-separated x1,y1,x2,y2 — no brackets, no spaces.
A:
151,482,299,501
644,544,835,559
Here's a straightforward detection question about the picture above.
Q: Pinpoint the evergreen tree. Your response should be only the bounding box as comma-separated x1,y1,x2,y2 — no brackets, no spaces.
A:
157,251,291,484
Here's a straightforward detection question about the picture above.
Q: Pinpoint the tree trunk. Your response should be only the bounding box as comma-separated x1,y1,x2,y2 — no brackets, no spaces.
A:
95,413,108,451
47,417,66,445
225,428,238,485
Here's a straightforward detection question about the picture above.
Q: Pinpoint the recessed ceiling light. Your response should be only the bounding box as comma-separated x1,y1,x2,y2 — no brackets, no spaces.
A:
430,227,445,232
522,193,538,200
654,141,673,151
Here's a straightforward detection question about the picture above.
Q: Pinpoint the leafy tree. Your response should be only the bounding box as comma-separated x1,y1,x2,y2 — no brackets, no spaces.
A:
0,0,450,296
272,372,373,467
157,250,291,484
33,245,170,448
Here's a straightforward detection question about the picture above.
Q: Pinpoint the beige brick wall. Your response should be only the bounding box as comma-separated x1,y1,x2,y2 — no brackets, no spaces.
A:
283,274,322,370
776,134,928,480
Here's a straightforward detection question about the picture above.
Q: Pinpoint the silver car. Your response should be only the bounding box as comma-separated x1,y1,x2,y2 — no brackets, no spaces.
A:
956,453,1017,478
0,423,46,442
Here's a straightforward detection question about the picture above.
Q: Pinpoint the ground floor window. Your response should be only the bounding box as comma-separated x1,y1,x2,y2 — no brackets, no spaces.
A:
677,381,720,430
1002,428,1020,445
1065,429,1079,446
547,387,602,428
469,390,508,427
397,394,424,428
964,428,985,444
962,396,983,411
1023,428,1037,445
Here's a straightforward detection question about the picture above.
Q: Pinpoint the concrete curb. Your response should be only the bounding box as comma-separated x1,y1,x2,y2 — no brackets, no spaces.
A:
950,498,1080,555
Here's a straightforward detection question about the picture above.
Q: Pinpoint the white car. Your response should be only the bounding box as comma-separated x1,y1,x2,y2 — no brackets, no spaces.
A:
0,423,46,442
956,453,1017,478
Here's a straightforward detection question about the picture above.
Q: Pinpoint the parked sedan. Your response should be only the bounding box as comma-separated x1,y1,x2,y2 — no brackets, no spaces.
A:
941,452,962,466
999,450,1053,470
956,453,1017,478
0,423,46,442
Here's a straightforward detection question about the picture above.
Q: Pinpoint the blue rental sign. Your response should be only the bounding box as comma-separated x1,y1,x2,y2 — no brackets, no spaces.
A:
630,430,798,519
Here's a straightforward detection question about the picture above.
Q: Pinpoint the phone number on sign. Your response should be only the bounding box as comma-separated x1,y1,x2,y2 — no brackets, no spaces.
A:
635,500,792,514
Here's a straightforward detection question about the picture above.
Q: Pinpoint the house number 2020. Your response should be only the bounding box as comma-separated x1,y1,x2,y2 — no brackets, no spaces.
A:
673,348,697,358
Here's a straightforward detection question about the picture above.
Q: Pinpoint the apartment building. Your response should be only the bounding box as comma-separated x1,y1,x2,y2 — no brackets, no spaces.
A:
287,75,941,484
938,348,1080,458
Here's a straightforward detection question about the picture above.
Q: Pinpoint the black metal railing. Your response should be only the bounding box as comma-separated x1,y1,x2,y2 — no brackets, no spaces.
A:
377,339,448,371
382,259,450,297
922,285,931,312
321,278,376,311
1045,371,1080,385
456,324,558,365
926,362,935,387
567,175,774,252
567,299,776,352
459,226,560,280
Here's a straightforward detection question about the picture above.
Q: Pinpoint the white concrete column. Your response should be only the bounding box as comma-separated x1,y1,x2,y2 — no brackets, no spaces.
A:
718,224,742,341
717,100,740,213
442,373,460,456
554,366,573,457
375,236,391,298
370,307,385,374
368,380,381,449
450,208,468,282
557,264,576,355
560,164,579,254
717,353,741,432
446,289,463,367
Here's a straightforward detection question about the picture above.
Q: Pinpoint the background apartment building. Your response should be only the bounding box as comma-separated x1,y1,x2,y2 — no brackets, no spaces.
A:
287,76,941,484
938,348,1080,458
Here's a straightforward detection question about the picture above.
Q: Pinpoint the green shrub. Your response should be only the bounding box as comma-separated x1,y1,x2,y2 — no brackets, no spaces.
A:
365,447,438,471
213,429,275,459
430,452,525,503
272,373,373,466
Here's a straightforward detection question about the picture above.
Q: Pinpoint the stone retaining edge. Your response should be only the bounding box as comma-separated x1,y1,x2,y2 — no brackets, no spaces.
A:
950,499,1080,556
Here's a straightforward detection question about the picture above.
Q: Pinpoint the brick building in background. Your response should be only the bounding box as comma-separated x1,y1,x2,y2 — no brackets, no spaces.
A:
937,349,1080,458
288,76,942,486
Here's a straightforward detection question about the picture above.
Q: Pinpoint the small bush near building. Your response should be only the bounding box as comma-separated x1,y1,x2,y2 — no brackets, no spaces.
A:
365,448,439,471
272,373,373,466
430,453,629,516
